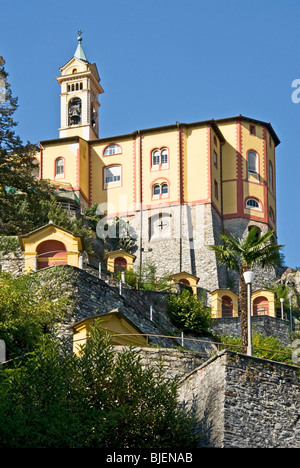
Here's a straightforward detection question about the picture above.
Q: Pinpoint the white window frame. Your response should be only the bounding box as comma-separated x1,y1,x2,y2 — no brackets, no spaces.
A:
104,165,121,188
103,144,122,156
152,182,169,199
55,158,64,178
151,148,169,170
246,198,260,210
248,151,259,178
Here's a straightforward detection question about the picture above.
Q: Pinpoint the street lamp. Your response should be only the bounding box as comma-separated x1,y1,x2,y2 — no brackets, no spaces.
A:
280,297,284,320
243,270,254,356
287,281,295,332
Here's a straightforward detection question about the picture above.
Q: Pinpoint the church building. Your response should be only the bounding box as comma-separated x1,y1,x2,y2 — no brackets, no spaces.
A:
36,33,280,293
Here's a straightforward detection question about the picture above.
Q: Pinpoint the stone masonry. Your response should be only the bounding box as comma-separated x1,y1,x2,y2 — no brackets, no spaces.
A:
178,350,300,448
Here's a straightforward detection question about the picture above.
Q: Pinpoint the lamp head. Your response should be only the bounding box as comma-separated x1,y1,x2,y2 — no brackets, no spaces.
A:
243,270,254,284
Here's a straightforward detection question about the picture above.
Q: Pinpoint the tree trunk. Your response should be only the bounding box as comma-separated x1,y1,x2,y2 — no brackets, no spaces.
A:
239,265,249,353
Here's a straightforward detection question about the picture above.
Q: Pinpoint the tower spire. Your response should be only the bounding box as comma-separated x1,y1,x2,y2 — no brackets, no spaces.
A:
74,29,88,62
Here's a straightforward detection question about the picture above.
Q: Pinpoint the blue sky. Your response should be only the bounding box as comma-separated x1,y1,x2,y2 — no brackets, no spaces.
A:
1,0,299,267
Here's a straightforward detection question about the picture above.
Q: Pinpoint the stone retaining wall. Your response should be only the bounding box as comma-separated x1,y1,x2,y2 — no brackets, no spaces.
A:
213,315,291,346
178,350,300,448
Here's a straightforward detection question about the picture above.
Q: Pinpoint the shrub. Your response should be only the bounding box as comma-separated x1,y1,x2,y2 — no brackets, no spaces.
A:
166,289,213,335
0,324,199,448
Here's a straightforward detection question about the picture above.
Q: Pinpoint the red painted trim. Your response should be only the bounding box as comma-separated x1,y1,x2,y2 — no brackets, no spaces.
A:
177,126,184,203
88,144,92,205
262,127,268,224
236,119,244,216
139,133,143,206
133,135,137,205
206,125,212,202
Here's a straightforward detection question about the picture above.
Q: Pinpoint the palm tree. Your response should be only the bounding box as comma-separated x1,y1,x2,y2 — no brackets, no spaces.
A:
209,227,284,351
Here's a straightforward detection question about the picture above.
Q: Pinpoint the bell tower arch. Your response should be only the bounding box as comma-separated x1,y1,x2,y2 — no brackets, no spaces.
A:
56,31,104,140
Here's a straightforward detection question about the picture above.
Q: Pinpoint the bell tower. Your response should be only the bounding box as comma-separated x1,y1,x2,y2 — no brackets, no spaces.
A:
56,31,104,140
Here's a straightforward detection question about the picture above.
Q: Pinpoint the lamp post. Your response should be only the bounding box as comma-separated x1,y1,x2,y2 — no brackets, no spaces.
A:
287,281,295,332
280,297,284,320
243,270,254,356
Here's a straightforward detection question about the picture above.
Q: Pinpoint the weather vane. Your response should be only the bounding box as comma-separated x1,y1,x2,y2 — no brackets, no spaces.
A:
77,30,83,41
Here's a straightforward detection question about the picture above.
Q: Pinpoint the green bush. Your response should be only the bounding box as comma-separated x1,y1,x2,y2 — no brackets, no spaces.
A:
218,330,294,365
166,289,213,335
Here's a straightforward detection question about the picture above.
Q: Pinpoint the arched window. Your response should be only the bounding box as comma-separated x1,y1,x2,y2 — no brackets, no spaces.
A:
36,240,67,270
103,144,122,156
68,97,82,125
161,148,168,165
246,198,260,209
248,151,258,177
55,158,64,177
152,150,160,167
269,161,274,189
104,165,121,187
253,297,269,316
153,184,161,197
161,183,169,197
248,225,261,239
114,257,127,272
269,207,275,222
151,148,169,169
222,296,233,318
152,182,169,199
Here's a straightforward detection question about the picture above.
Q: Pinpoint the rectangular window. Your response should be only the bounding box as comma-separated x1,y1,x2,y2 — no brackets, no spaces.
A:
214,180,218,200
250,125,256,135
214,151,218,168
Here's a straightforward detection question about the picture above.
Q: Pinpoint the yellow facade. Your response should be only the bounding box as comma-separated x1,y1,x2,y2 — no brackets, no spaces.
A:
210,290,239,319
19,223,83,272
210,289,276,319
251,290,276,318
104,250,136,273
218,117,279,227
72,311,148,354
171,271,199,295
40,116,279,234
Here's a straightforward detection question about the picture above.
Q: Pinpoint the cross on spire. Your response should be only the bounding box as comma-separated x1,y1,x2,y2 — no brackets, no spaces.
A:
74,29,88,62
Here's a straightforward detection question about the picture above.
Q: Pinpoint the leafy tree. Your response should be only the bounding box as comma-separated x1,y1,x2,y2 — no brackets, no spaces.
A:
0,271,72,360
166,289,213,335
0,57,52,235
209,227,284,351
0,324,199,448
